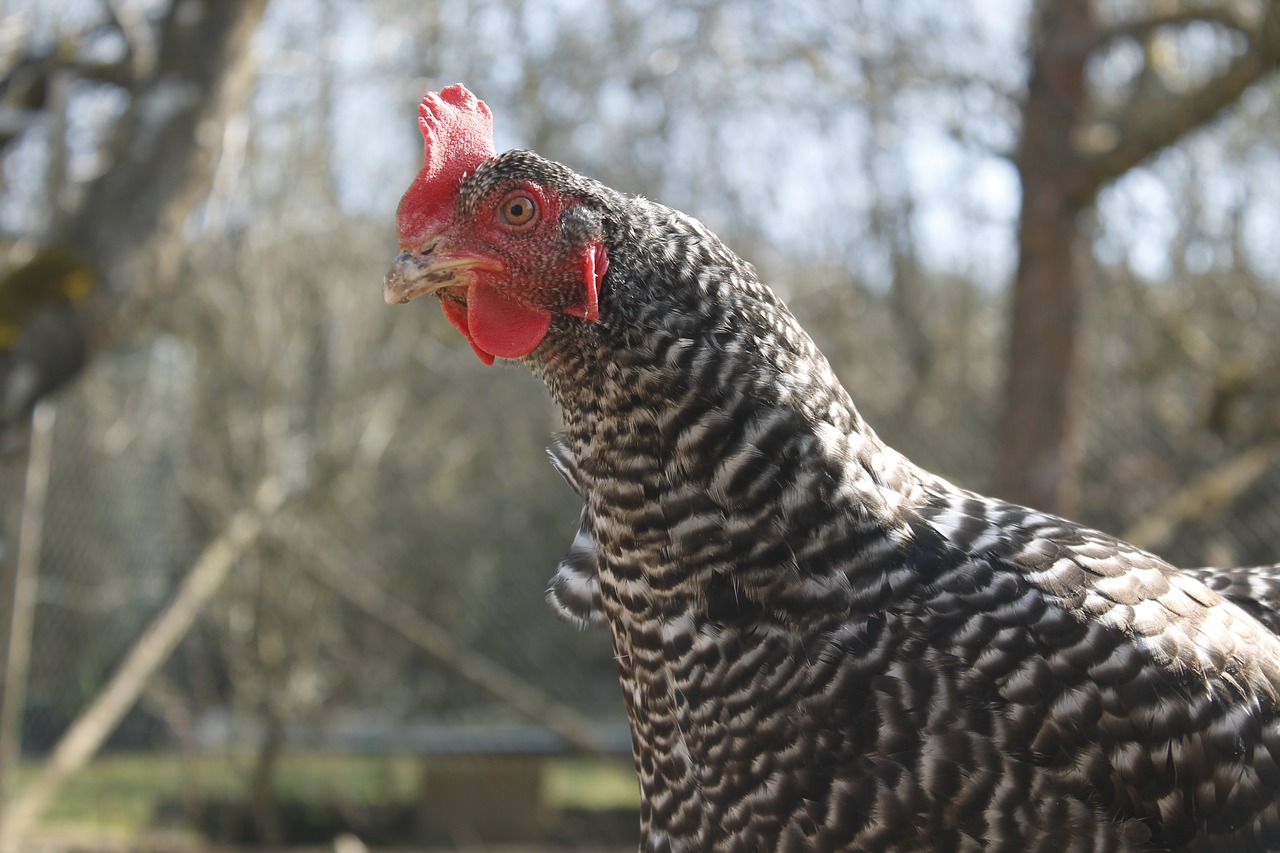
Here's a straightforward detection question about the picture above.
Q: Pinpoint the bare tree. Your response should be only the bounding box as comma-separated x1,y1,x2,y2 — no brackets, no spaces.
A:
996,0,1280,515
0,0,268,430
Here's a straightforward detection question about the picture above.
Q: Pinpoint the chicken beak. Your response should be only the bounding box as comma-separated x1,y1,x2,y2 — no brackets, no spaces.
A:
384,247,503,306
385,249,452,305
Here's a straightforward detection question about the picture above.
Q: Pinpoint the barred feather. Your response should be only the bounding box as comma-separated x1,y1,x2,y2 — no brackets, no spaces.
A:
1182,563,1280,635
430,147,1280,851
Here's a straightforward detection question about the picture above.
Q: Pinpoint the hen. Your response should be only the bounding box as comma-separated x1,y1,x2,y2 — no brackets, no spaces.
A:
385,85,1280,852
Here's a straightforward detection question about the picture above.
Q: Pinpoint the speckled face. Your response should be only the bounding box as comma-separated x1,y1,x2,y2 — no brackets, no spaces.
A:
387,93,611,366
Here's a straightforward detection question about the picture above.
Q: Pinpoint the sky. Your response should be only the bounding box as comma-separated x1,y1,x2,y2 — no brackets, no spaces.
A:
4,0,1278,292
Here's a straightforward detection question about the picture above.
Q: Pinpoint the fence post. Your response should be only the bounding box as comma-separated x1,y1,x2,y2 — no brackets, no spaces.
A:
0,400,57,832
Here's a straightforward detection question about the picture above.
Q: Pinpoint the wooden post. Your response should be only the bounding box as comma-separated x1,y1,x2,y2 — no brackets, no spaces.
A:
0,401,56,828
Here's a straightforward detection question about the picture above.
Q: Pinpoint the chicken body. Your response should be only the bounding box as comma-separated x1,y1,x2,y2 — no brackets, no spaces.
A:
387,87,1280,852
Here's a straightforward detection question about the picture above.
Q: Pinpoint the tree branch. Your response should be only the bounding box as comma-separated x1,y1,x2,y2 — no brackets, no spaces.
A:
1093,7,1251,52
0,0,268,429
1123,443,1280,556
1080,3,1280,189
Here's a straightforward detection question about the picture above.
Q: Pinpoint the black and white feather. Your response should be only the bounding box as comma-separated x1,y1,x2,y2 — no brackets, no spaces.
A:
1182,564,1280,635
458,148,1280,852
547,436,605,627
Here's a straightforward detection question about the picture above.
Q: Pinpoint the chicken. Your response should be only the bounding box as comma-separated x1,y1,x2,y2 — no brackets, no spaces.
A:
1182,564,1280,635
385,85,1280,852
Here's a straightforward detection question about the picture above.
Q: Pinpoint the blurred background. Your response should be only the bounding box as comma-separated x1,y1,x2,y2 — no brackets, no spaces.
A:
0,0,1277,850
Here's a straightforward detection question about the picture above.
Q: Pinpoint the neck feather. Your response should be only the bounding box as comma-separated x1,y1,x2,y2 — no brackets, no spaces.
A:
526,199,924,614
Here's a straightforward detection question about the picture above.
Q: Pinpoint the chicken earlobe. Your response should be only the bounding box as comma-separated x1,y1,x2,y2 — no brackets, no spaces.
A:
563,243,609,322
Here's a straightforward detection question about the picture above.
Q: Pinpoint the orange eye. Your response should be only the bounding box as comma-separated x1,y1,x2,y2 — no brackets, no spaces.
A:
499,194,537,227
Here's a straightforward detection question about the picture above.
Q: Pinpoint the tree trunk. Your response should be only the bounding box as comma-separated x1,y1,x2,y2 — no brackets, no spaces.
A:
996,0,1094,517
995,0,1280,517
0,0,268,429
61,0,267,278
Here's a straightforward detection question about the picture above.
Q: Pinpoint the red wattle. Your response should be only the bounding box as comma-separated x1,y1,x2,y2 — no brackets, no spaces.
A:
439,283,552,365
440,298,494,365
469,283,553,358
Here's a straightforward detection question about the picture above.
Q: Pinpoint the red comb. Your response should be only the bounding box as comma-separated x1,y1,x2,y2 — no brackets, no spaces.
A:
396,85,495,245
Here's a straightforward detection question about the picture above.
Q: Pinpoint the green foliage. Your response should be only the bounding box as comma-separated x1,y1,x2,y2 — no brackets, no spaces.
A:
0,246,94,349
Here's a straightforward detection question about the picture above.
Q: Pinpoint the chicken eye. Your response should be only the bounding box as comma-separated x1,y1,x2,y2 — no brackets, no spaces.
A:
500,194,537,227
